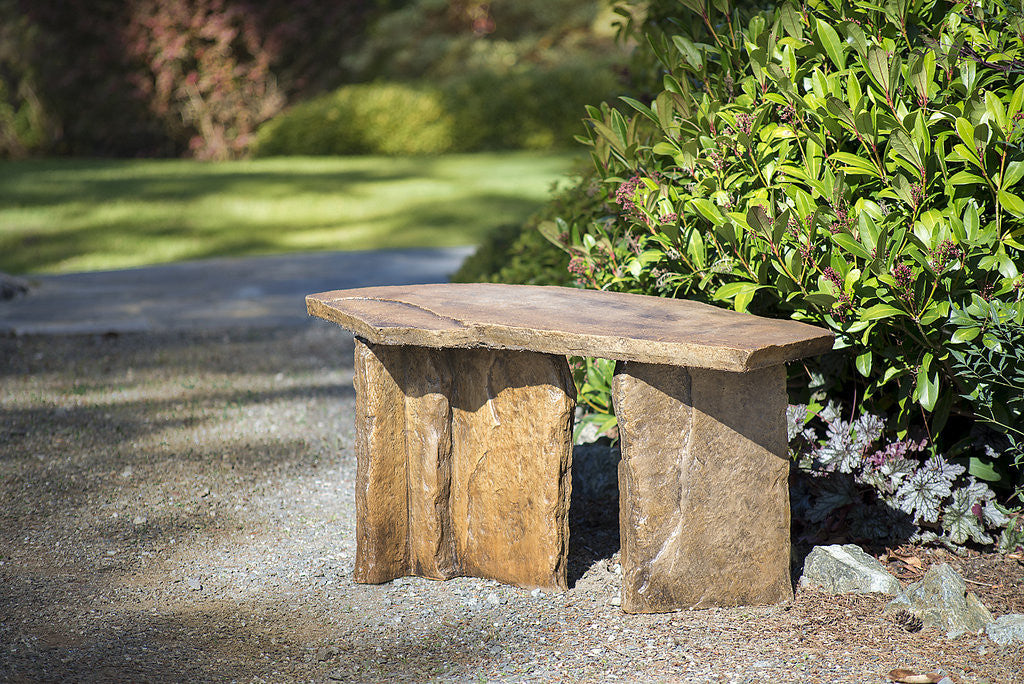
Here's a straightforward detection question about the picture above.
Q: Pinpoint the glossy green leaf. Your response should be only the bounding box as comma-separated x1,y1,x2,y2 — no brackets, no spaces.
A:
955,117,976,147
855,350,873,376
1003,161,1024,189
917,365,939,411
861,303,906,320
951,326,981,343
816,18,845,70
866,47,891,94
620,96,658,124
825,95,856,129
968,457,1002,482
832,232,872,259
778,1,803,40
691,198,725,226
830,151,881,177
949,171,986,185
889,128,924,173
999,189,1024,217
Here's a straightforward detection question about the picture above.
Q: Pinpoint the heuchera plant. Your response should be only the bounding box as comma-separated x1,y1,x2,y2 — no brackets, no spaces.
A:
789,402,1022,551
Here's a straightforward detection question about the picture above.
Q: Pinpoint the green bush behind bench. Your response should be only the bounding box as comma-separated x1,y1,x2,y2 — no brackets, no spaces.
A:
254,62,620,156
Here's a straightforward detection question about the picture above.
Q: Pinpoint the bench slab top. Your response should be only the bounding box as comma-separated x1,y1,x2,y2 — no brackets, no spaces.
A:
306,283,834,371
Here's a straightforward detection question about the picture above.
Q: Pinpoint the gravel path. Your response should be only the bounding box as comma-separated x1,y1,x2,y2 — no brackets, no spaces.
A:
1,326,1022,683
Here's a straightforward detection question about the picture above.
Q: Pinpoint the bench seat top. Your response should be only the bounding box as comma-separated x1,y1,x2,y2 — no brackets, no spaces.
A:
307,283,833,372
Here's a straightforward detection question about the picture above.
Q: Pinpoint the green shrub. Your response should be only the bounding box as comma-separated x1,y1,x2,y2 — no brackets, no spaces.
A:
948,295,1024,502
345,0,623,82
569,0,1024,434
535,0,1024,534
443,61,621,151
0,76,50,158
454,167,611,285
256,61,621,156
0,3,53,157
453,222,574,286
254,83,457,156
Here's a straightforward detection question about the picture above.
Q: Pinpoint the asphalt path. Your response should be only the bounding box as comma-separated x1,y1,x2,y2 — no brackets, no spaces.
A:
0,247,474,335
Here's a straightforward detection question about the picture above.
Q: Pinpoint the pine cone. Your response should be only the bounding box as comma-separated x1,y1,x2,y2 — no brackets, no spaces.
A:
890,609,923,633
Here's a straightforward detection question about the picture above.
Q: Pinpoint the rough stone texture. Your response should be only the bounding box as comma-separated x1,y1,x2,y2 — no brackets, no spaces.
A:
612,361,792,613
985,613,1024,645
886,564,994,638
404,348,457,580
352,339,575,591
450,349,575,588
307,283,834,372
352,341,409,584
799,544,902,595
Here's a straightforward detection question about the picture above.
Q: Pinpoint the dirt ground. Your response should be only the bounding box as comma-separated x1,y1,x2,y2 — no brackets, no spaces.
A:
1,326,1022,683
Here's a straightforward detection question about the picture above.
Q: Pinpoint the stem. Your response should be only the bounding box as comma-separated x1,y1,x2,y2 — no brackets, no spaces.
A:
699,8,725,50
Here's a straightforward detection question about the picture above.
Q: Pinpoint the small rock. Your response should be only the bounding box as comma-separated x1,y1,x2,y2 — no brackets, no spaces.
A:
985,613,1024,645
486,592,500,606
132,516,147,525
608,595,622,607
316,645,340,662
186,578,202,592
799,544,901,595
530,588,542,598
120,466,133,478
885,564,993,638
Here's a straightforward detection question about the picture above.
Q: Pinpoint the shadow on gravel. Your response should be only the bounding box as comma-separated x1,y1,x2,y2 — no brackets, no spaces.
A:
0,605,299,682
0,599,529,683
567,443,621,587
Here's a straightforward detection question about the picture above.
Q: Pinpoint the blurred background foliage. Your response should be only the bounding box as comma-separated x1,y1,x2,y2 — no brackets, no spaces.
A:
0,0,631,159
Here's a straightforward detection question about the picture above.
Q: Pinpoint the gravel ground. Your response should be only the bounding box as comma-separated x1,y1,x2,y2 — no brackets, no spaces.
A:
1,326,1022,683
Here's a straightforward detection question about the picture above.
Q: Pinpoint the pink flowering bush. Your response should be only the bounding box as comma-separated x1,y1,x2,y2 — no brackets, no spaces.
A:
2,0,372,157
537,0,1024,517
558,0,1024,434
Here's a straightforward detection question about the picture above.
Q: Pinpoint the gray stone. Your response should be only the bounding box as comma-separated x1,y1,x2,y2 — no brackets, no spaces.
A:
885,564,994,638
613,362,792,612
799,544,902,595
985,613,1024,645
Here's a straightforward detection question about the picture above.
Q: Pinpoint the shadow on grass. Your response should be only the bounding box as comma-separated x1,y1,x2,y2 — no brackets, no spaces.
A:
0,191,541,274
0,159,424,207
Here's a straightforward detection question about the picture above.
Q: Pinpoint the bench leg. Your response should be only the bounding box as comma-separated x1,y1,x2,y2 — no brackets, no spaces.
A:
611,362,792,612
352,339,575,590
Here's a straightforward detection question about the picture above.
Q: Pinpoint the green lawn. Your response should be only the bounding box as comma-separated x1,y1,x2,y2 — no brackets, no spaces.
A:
0,153,579,274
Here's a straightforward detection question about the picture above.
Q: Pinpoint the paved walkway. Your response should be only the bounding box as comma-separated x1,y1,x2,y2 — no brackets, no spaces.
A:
0,247,473,335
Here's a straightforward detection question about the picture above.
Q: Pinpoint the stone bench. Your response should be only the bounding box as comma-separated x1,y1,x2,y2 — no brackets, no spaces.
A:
306,283,833,612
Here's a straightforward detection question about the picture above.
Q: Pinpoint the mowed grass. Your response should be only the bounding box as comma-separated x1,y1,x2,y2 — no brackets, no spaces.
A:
0,153,579,274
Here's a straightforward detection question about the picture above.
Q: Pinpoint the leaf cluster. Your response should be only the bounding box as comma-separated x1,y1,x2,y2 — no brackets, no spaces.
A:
564,0,1024,454
790,402,1021,550
948,295,1024,501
